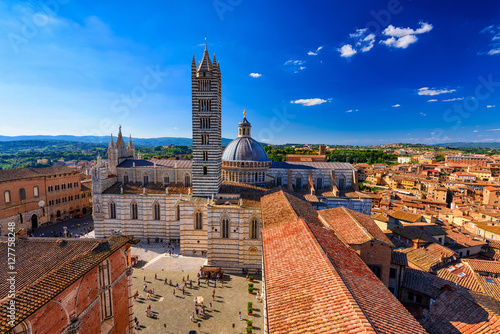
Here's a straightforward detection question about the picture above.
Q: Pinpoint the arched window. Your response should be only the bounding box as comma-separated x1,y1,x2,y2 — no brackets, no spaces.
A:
276,175,282,187
221,217,230,239
143,174,149,186
185,174,191,187
295,176,302,190
338,175,346,190
317,177,323,190
153,202,160,220
163,174,170,186
175,204,180,221
194,211,203,230
250,218,259,239
33,185,39,198
4,190,11,204
123,174,129,184
19,188,26,201
109,202,116,219
131,202,138,220
203,166,208,175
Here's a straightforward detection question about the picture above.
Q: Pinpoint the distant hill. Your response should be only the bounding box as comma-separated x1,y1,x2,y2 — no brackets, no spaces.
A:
0,135,234,147
436,142,500,149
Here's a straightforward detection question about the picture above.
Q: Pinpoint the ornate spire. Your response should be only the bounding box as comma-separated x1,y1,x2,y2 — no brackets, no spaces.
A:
108,133,115,148
238,110,251,137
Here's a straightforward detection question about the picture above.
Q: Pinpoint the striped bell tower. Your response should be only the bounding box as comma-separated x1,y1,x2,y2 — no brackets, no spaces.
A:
191,45,222,197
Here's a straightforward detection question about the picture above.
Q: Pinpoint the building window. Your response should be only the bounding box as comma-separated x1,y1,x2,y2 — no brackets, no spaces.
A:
221,218,230,239
68,183,72,189
184,174,191,187
276,175,282,187
4,190,11,204
99,260,113,320
295,176,302,190
390,267,397,279
199,99,211,111
203,166,208,175
175,204,180,221
201,134,210,145
153,202,160,220
19,188,26,201
194,211,203,230
317,177,323,190
33,186,39,198
123,175,129,184
74,182,79,188
109,202,116,219
163,175,170,186
62,184,66,190
369,265,381,279
143,174,149,186
250,219,259,239
200,117,210,129
131,202,138,220
202,151,208,161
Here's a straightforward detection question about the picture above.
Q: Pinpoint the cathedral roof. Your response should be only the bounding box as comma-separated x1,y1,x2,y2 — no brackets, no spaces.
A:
197,45,212,72
222,136,270,162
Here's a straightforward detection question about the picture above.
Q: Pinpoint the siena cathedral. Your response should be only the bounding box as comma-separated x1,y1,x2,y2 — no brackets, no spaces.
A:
91,46,371,271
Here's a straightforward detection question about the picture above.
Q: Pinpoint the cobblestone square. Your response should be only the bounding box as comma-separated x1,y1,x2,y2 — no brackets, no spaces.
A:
131,243,263,334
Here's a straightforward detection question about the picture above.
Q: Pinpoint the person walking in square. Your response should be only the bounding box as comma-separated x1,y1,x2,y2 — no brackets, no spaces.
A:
239,311,241,320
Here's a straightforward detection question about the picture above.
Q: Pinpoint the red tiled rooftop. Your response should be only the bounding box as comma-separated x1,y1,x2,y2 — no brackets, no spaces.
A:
319,207,393,247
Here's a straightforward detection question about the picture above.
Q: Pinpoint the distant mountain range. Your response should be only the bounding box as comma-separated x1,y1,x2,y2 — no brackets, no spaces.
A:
436,142,500,149
0,135,234,147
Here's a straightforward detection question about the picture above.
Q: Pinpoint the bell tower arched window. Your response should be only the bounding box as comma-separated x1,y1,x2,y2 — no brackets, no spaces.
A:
250,219,259,239
153,202,160,220
195,211,203,230
221,217,230,239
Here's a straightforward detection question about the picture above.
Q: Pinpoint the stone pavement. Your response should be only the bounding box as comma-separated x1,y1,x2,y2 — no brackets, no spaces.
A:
130,243,263,334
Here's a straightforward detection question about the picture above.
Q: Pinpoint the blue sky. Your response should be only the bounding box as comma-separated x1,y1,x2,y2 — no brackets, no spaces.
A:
0,0,499,145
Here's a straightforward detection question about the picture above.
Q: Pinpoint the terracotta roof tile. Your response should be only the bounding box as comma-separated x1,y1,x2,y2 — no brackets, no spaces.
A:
261,192,427,334
318,207,394,247
0,236,137,332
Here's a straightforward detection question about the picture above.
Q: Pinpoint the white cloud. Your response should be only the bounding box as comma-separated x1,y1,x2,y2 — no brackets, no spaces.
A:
249,73,262,78
338,44,357,58
290,98,329,106
392,104,401,107
173,127,178,130
473,130,479,132
383,22,433,38
418,87,456,96
442,97,464,102
420,112,427,116
307,46,323,56
481,25,500,56
284,60,306,73
381,35,418,49
284,60,305,66
346,109,353,113
487,105,496,108
381,22,433,49
487,129,500,131
427,99,438,102
350,28,367,38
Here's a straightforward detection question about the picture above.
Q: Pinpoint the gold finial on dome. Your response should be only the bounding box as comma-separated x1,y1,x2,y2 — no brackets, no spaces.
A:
243,109,246,116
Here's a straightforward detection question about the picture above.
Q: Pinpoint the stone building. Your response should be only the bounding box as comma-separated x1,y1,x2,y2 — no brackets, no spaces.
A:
0,233,137,334
92,47,368,272
0,166,92,235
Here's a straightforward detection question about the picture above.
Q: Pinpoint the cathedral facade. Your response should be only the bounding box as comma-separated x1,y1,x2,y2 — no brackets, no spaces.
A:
91,47,370,271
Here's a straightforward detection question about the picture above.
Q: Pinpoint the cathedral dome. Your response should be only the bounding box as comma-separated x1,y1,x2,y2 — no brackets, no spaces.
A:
222,136,270,162
222,111,270,162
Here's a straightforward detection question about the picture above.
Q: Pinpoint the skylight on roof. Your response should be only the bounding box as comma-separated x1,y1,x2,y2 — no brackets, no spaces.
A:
457,272,466,278
486,278,495,283
456,263,464,268
447,266,456,272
